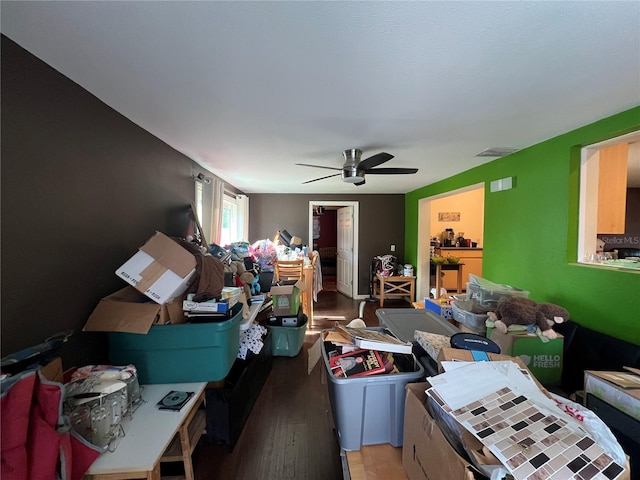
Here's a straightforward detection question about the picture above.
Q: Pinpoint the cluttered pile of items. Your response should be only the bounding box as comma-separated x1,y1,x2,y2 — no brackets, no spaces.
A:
423,274,571,386
0,225,295,472
405,347,631,480
323,323,416,378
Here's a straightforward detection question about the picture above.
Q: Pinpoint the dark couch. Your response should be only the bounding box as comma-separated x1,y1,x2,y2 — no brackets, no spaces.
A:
553,321,640,397
553,321,640,477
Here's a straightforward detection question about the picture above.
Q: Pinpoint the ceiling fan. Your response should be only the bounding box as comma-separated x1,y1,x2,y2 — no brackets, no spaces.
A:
296,149,418,186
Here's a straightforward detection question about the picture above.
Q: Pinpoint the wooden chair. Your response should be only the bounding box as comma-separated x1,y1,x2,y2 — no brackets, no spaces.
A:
309,251,319,270
274,259,304,282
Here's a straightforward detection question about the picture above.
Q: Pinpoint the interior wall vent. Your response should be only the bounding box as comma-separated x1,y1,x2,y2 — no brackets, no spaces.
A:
476,147,520,157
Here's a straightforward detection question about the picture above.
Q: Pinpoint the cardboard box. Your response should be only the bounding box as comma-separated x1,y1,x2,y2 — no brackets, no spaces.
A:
116,231,196,304
584,370,640,421
220,286,243,300
424,298,453,320
405,374,632,480
182,287,243,313
40,357,63,383
270,279,304,317
403,382,476,480
437,347,547,393
183,299,229,313
83,286,186,334
438,346,524,369
486,327,563,386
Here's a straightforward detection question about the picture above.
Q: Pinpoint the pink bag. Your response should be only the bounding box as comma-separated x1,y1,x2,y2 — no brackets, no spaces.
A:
1,368,102,480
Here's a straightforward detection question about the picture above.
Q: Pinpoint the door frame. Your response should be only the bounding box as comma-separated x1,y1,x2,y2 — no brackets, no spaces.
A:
416,183,484,301
308,201,360,299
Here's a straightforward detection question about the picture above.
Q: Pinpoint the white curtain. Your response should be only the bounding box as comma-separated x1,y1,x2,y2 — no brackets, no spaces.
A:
236,194,249,242
209,177,225,245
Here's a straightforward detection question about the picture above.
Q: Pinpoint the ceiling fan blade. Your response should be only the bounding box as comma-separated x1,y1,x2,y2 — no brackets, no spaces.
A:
358,152,394,171
366,167,418,175
296,163,342,171
302,173,341,184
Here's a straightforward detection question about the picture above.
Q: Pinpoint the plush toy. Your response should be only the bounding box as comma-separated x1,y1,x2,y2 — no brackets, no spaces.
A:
487,296,569,340
238,271,255,302
241,256,261,295
250,274,261,295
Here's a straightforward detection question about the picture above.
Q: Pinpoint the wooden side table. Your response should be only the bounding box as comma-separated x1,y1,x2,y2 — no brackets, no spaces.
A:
159,392,207,480
374,274,416,307
432,261,465,296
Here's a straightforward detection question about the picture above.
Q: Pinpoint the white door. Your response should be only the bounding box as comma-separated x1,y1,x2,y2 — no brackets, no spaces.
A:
337,206,354,297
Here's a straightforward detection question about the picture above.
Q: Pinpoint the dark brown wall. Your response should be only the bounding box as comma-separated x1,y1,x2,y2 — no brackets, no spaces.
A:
0,35,406,369
249,194,406,295
315,210,337,249
0,36,216,367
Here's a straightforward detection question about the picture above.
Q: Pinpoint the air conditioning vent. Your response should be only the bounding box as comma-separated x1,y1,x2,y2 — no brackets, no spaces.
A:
476,147,519,157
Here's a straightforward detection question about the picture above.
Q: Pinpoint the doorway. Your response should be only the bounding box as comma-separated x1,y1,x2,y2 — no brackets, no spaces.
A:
308,201,359,298
416,184,485,301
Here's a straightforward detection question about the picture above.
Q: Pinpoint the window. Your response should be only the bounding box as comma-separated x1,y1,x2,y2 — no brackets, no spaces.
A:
195,181,204,230
578,130,640,268
194,175,248,246
220,193,237,246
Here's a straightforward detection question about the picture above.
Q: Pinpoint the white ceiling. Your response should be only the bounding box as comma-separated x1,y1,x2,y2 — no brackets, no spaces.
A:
2,1,639,194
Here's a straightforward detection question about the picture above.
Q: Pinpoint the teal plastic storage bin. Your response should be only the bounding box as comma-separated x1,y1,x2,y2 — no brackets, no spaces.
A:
108,304,243,384
269,315,307,357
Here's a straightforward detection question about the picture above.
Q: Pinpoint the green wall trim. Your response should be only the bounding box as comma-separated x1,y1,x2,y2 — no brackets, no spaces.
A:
406,106,640,344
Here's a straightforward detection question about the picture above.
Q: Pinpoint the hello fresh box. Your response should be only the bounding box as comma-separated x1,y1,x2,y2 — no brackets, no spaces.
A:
486,328,563,386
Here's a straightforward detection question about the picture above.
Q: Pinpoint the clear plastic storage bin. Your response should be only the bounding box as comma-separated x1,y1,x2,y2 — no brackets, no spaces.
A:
466,274,529,308
451,301,489,334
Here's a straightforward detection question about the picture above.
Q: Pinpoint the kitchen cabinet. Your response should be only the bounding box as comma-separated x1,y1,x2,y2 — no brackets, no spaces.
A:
435,248,483,291
597,143,628,234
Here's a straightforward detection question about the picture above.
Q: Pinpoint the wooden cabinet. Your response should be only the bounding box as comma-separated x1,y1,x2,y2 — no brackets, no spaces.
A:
435,248,483,291
597,143,628,234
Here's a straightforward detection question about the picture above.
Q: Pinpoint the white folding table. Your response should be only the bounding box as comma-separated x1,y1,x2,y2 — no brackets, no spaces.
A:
84,382,207,480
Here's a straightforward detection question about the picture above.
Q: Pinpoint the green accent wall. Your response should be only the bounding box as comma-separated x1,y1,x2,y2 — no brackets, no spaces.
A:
406,107,640,345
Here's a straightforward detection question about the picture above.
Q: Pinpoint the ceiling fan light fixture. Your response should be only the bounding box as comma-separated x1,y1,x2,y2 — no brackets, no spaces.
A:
341,166,365,183
299,148,409,185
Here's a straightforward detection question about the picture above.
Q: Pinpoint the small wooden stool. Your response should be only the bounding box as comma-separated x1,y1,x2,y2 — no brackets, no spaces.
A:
374,274,416,307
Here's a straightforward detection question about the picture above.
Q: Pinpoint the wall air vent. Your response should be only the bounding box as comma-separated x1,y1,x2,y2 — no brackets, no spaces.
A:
476,147,520,157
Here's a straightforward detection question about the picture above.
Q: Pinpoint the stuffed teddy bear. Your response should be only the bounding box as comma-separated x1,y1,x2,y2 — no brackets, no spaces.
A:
487,296,569,340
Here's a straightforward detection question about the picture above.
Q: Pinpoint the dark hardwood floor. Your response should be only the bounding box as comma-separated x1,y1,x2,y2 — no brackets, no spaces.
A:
187,286,412,480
